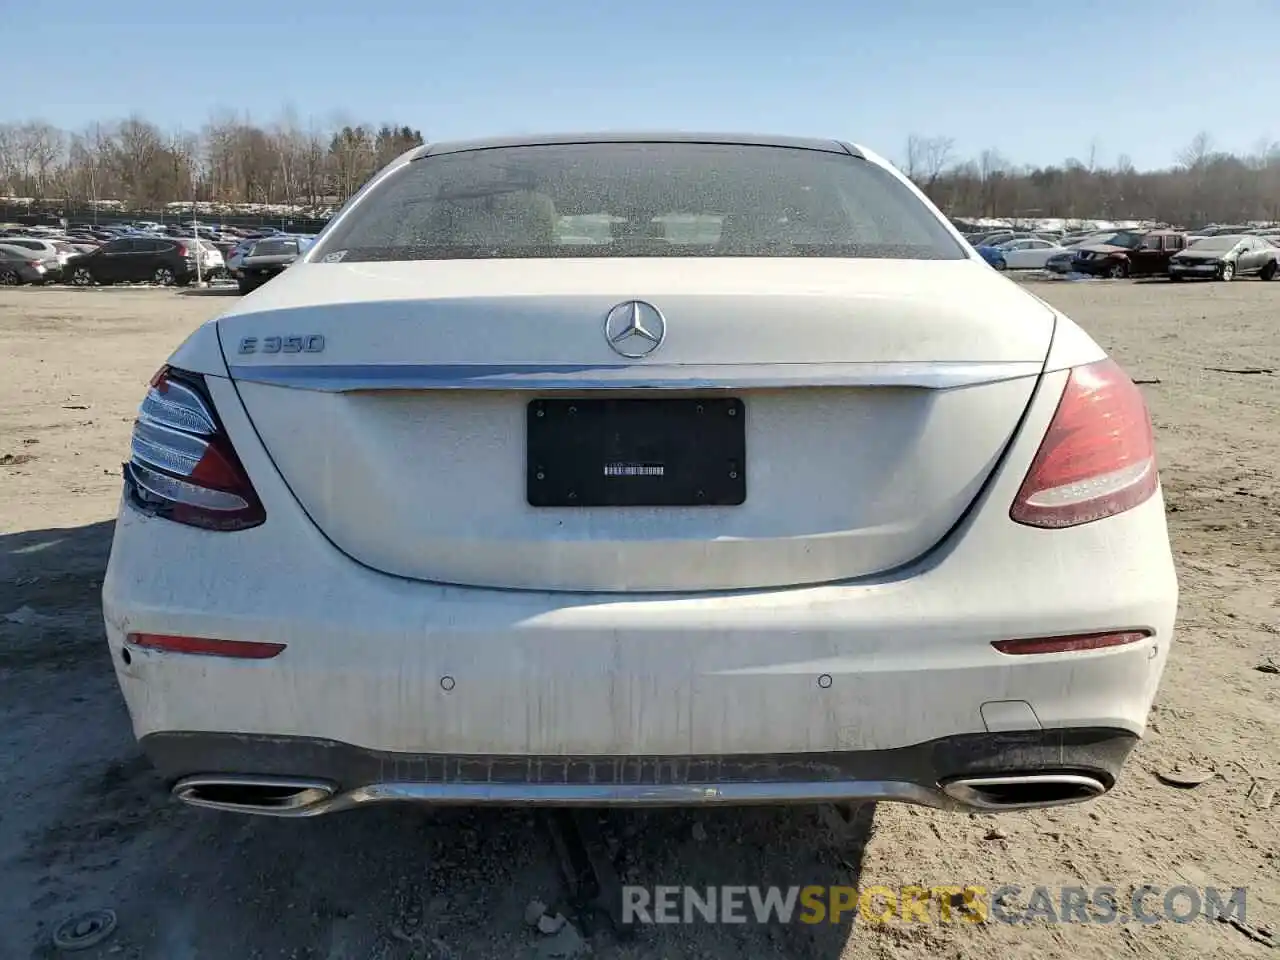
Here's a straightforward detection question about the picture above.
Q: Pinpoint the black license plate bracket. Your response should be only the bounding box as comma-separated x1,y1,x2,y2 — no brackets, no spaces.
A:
527,398,746,507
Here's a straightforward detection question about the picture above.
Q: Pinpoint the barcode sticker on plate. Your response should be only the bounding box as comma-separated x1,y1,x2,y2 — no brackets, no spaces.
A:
604,463,664,478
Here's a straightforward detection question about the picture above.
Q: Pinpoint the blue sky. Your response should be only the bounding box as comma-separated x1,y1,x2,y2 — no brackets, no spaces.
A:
9,0,1280,171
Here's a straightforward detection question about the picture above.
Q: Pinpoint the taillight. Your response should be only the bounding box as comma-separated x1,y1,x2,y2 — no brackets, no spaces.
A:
124,366,265,530
176,243,190,257
1010,358,1158,528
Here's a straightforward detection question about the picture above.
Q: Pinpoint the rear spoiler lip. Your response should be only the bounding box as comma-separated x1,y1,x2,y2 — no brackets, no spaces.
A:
223,360,1044,393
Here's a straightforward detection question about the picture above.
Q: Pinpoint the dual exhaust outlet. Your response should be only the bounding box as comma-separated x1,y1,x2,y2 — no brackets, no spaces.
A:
172,772,1108,817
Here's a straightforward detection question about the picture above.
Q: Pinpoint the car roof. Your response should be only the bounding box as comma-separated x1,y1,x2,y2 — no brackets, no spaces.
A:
418,131,862,159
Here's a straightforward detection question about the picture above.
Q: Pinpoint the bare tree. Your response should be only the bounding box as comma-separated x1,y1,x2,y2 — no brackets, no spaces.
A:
904,134,924,181
21,122,64,198
904,134,954,188
110,116,165,205
1179,132,1215,170
921,136,953,189
0,124,20,194
329,125,375,202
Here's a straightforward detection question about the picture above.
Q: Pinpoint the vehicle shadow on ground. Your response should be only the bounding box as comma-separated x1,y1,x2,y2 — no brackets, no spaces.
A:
2,520,870,960
0,520,114,670
100,803,872,958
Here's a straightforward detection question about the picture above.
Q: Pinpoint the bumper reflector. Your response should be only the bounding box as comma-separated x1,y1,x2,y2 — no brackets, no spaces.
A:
992,630,1152,655
988,627,1152,660
127,633,286,659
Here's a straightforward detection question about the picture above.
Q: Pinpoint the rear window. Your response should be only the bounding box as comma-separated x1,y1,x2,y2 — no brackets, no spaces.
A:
251,239,298,256
314,142,965,262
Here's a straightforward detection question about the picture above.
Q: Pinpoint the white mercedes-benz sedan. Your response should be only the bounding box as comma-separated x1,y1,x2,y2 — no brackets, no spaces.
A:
103,133,1177,818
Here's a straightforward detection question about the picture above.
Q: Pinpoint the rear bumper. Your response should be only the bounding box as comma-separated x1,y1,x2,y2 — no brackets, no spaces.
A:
102,370,1178,806
146,727,1138,814
103,488,1176,766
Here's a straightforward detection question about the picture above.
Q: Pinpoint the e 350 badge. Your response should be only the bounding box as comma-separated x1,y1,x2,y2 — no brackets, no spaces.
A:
238,335,325,355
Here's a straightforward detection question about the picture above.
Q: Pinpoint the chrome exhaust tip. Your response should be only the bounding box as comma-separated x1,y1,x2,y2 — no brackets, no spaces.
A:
172,775,336,816
940,773,1107,811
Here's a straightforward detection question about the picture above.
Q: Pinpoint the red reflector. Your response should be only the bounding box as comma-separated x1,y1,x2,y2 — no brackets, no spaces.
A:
127,633,285,659
992,630,1152,655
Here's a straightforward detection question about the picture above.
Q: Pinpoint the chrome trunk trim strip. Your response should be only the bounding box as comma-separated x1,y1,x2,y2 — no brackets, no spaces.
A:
227,361,1042,392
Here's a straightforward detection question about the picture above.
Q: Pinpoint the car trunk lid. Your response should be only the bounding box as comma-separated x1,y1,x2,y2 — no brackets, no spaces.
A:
219,257,1054,592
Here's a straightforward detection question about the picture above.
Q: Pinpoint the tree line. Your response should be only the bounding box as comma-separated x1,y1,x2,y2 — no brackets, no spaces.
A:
904,132,1280,226
0,112,424,214
2,113,1280,226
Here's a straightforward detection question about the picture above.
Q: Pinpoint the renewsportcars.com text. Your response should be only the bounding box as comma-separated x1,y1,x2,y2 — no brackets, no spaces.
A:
620,884,1248,926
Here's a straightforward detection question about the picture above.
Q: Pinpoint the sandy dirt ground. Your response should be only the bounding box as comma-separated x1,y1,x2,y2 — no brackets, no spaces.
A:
0,280,1276,960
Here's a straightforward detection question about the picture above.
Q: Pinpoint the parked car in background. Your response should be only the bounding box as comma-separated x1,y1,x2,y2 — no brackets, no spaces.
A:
64,236,204,286
191,238,226,278
1071,229,1187,278
0,244,57,284
1188,224,1251,239
971,230,1027,247
225,238,256,279
1168,234,1279,281
975,243,1010,270
237,235,313,292
0,236,77,268
64,238,102,254
1042,232,1119,274
995,237,1068,270
977,236,1069,271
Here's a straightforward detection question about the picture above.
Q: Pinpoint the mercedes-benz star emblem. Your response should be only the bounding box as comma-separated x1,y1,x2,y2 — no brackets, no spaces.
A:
604,300,666,358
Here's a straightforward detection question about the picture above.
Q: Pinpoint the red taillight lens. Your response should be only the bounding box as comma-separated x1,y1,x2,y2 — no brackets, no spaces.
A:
176,243,190,257
125,366,265,530
127,633,285,659
1010,358,1158,528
